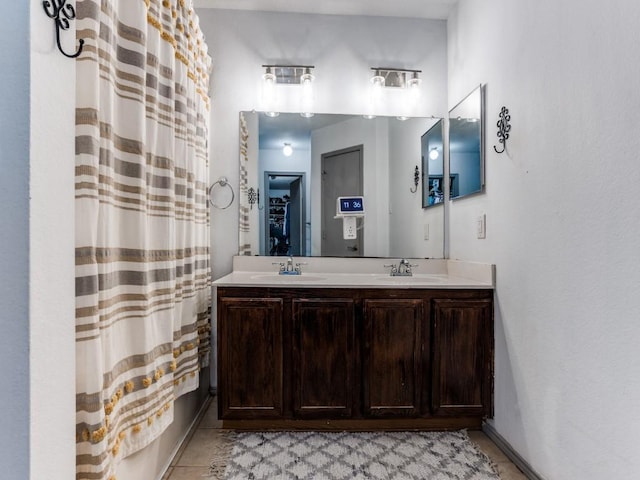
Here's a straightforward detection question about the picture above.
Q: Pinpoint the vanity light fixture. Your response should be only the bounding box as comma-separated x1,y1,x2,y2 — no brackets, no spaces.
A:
369,67,422,89
429,147,440,160
283,143,293,157
262,65,315,85
262,64,316,116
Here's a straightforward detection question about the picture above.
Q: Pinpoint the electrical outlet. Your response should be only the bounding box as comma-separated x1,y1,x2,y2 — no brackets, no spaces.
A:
476,214,486,239
343,217,357,240
424,223,429,240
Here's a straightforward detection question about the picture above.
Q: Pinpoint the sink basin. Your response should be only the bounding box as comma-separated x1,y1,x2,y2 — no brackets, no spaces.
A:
250,274,328,282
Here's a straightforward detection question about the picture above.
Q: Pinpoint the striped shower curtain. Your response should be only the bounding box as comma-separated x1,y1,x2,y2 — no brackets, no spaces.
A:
74,1,212,478
238,112,252,255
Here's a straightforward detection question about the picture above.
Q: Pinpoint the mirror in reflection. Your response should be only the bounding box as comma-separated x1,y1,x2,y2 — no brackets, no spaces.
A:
421,119,444,208
239,111,445,259
449,85,484,199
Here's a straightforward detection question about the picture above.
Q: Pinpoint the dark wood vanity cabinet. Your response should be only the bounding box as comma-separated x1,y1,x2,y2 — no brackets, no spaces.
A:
292,298,356,418
432,298,493,417
217,287,493,429
362,299,425,417
217,297,284,419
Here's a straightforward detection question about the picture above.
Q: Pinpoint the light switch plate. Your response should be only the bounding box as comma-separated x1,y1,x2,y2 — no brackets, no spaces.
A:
424,223,429,240
476,214,486,239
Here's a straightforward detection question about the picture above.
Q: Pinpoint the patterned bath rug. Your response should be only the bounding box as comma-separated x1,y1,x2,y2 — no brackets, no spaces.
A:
210,430,500,480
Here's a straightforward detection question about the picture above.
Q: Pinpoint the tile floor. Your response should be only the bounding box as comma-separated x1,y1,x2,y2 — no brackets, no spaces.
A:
163,396,528,480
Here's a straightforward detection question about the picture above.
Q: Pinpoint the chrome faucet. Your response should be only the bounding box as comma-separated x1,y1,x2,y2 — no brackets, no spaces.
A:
272,257,306,275
384,258,418,276
286,256,295,272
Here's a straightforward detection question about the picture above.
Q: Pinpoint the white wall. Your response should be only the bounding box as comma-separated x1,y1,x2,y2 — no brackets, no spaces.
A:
448,1,640,479
197,9,448,277
388,118,445,258
450,151,481,195
28,3,78,479
310,116,390,256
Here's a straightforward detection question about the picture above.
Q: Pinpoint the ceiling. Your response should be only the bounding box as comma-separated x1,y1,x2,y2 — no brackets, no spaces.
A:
194,0,458,20
257,112,359,150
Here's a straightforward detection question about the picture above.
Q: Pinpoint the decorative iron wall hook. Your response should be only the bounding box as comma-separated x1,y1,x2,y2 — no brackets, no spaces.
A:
43,0,85,59
247,187,262,210
494,106,511,154
410,165,420,193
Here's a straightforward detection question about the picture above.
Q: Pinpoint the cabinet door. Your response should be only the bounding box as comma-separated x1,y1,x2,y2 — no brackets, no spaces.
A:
432,298,493,416
363,299,424,417
292,298,355,418
218,297,283,419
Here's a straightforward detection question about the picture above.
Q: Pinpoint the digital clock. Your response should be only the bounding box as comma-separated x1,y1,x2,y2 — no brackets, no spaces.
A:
336,196,365,215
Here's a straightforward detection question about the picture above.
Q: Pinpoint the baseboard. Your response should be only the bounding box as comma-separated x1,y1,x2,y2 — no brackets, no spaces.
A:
482,423,545,480
156,394,213,480
223,416,482,431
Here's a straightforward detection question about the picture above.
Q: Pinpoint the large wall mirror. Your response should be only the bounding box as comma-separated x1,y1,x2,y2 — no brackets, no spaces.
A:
238,111,445,259
449,85,484,199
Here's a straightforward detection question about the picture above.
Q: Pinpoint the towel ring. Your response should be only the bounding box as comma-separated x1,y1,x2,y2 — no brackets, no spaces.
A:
209,177,235,209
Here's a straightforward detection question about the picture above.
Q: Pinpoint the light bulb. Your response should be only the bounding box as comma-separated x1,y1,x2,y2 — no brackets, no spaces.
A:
300,67,314,85
429,148,440,160
371,71,385,88
262,67,277,109
283,143,293,157
262,67,275,84
407,72,421,89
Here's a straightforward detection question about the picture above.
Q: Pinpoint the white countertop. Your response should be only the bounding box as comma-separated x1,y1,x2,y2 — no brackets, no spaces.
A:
213,257,494,289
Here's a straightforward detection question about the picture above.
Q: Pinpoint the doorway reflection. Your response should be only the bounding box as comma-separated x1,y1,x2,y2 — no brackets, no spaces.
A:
264,173,306,256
